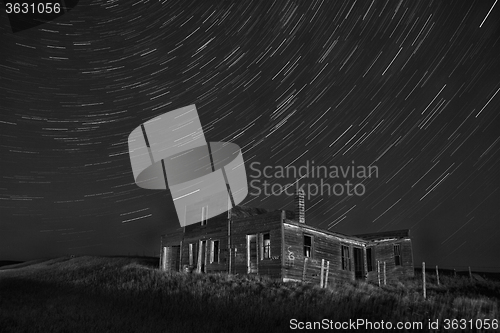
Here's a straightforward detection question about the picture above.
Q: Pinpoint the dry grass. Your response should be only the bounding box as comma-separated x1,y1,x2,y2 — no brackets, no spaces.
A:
0,256,498,332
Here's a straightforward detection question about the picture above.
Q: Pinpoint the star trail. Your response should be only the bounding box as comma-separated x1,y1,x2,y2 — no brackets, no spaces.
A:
0,0,499,271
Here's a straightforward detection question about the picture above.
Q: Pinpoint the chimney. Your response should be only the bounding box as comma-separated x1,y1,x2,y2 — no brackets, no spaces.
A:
295,188,305,223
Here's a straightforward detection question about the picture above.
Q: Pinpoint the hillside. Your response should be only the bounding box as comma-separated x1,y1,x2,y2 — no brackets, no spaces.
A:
0,256,498,332
0,261,22,268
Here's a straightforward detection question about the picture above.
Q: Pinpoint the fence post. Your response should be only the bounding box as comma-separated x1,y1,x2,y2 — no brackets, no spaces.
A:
324,261,330,288
469,266,472,280
302,258,308,282
436,265,440,286
320,259,325,288
423,262,426,299
454,268,456,278
383,261,387,285
377,261,381,287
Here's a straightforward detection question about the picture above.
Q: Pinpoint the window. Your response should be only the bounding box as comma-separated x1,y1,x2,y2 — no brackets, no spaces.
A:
260,233,271,259
341,245,350,270
394,244,402,266
304,234,313,258
211,240,220,263
366,248,373,272
201,205,208,226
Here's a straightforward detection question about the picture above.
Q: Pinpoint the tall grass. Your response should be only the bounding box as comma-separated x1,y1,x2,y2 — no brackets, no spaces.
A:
0,256,498,332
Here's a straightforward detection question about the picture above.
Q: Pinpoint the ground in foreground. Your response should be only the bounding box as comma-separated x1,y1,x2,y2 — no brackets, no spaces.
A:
0,256,498,332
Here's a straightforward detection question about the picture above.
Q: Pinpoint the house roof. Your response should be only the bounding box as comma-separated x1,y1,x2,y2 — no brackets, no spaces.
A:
284,219,367,243
353,229,410,241
230,205,271,218
160,206,411,246
160,206,272,241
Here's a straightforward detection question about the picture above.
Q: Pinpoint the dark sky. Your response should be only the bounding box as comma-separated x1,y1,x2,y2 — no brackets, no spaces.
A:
1,0,499,271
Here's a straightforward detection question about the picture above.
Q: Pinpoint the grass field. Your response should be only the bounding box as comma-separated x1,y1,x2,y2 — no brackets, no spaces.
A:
0,256,498,332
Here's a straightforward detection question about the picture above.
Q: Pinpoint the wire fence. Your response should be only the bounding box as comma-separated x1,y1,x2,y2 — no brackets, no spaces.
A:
415,265,500,274
418,262,500,299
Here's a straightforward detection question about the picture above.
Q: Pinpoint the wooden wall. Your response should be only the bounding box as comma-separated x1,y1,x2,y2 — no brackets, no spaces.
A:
176,210,284,277
161,209,415,286
231,211,283,279
180,213,229,273
366,238,414,284
282,222,367,284
162,246,180,272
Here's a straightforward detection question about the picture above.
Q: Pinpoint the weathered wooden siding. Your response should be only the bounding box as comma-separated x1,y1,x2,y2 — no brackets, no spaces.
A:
366,239,414,283
183,214,229,241
174,210,284,277
231,211,283,279
160,207,415,285
206,237,228,273
163,246,180,272
282,222,366,284
178,214,230,272
161,231,183,247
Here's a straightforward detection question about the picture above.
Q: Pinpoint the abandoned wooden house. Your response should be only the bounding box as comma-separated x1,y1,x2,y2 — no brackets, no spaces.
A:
160,190,414,284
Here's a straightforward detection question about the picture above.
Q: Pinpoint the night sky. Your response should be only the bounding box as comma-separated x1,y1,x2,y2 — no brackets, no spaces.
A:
1,0,499,272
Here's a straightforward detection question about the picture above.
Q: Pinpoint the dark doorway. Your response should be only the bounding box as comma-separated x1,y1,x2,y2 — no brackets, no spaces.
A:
171,245,181,271
197,240,207,273
353,247,364,279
